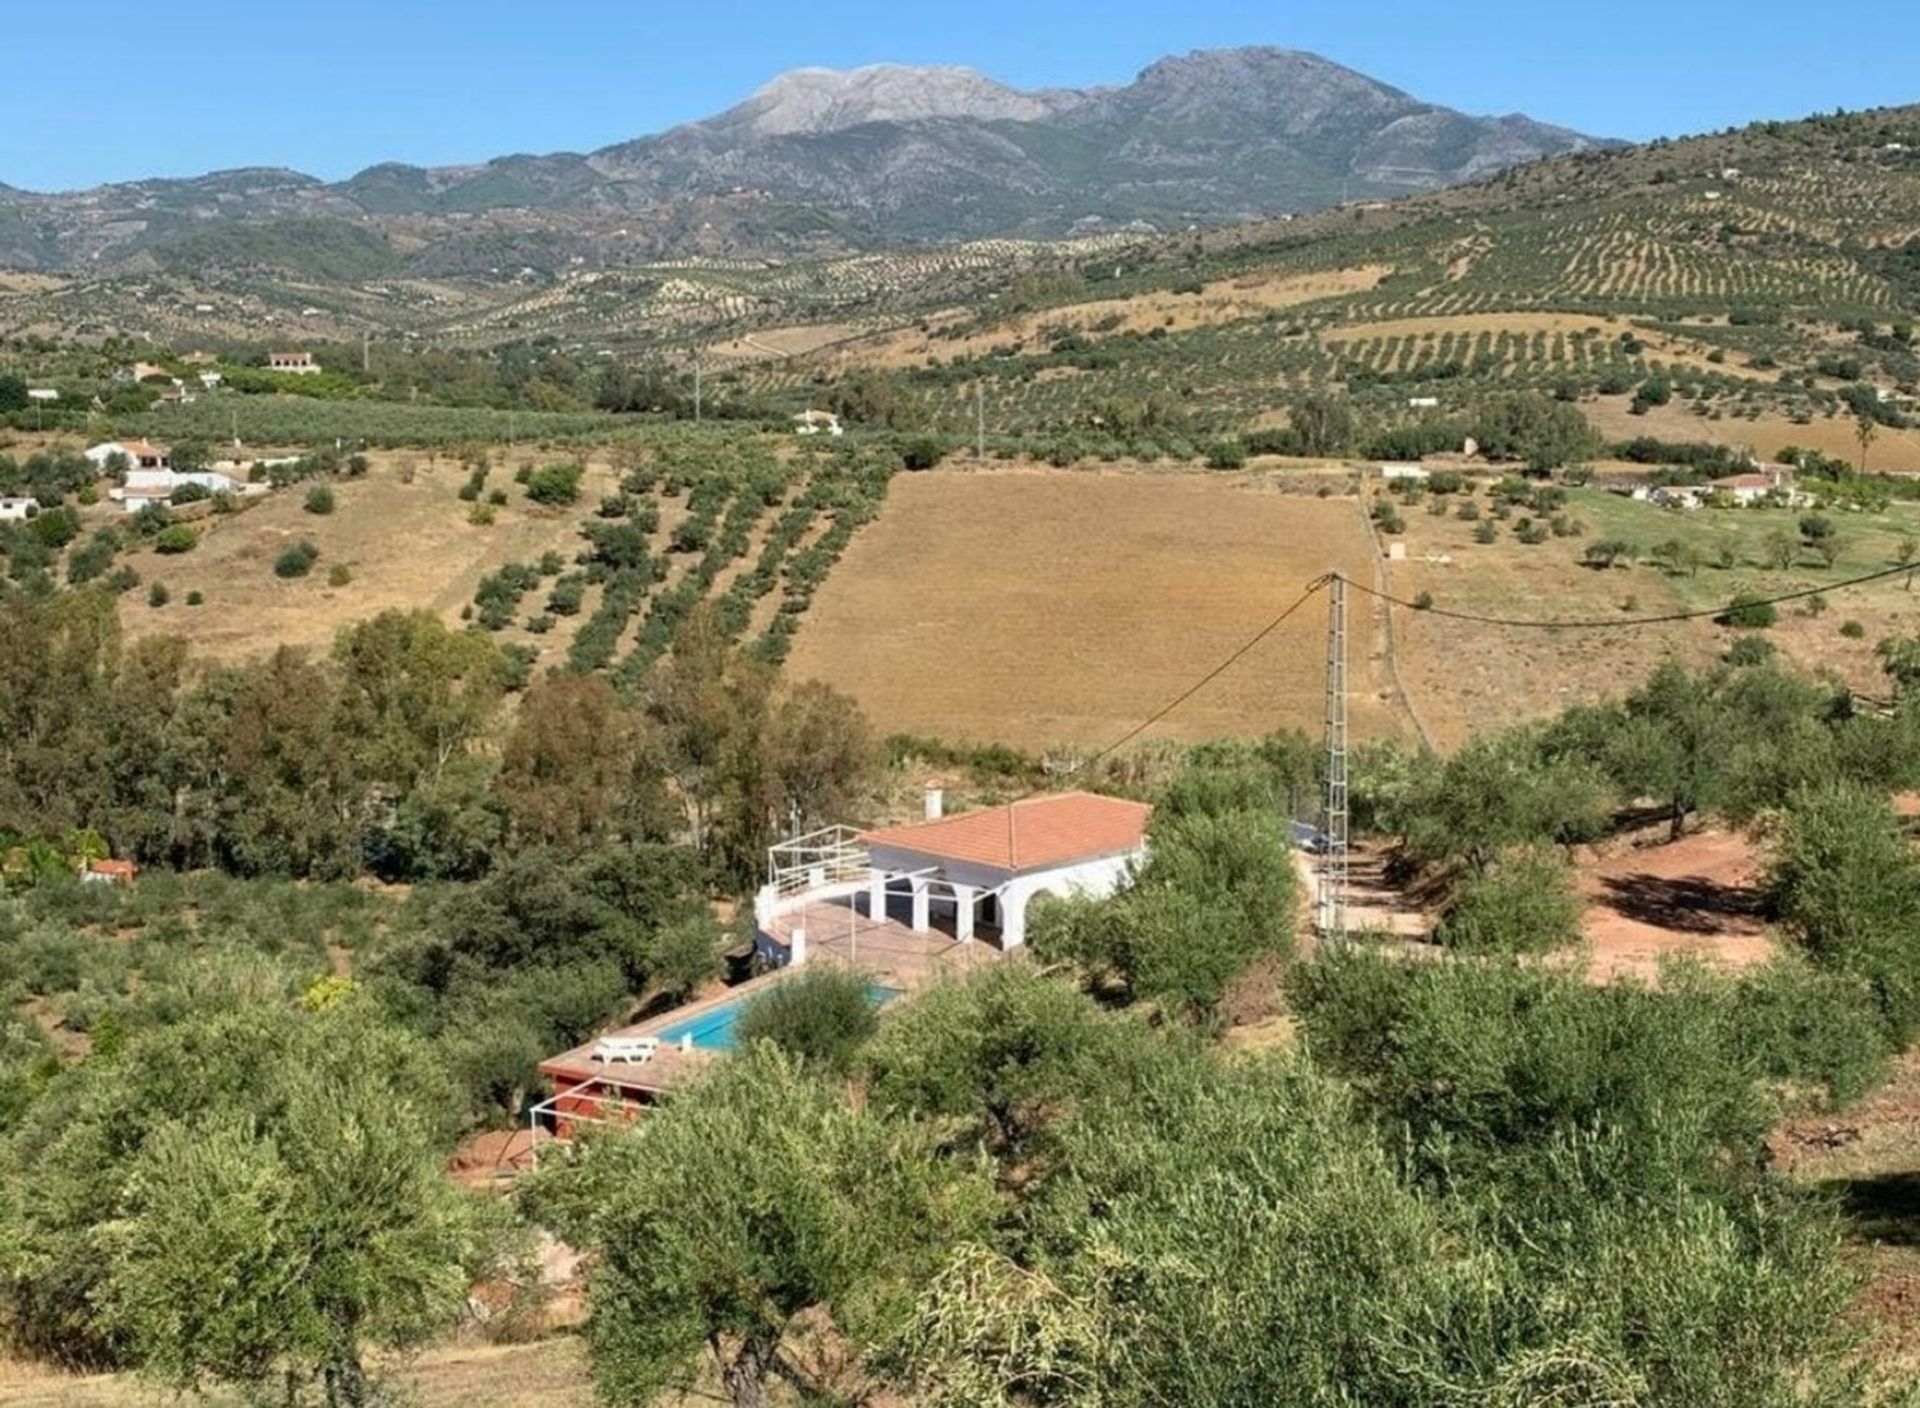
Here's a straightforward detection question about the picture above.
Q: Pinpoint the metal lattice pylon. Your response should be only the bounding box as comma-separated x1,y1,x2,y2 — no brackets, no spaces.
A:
1320,573,1349,940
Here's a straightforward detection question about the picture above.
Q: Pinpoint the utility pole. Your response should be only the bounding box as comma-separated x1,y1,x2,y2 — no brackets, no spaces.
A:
692,354,702,424
361,329,371,375
975,381,985,458
1319,572,1349,941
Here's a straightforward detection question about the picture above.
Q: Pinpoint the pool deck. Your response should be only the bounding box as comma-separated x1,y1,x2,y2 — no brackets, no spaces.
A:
537,896,1002,1099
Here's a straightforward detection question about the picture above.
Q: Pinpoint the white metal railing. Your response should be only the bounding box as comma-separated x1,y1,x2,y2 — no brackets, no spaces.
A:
525,1078,649,1159
767,824,869,900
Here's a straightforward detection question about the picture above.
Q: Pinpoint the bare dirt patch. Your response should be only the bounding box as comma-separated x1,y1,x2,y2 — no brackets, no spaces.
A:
1578,829,1774,981
784,464,1406,752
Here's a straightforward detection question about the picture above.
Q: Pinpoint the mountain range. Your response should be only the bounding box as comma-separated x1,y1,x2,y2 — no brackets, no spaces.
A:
0,48,1605,274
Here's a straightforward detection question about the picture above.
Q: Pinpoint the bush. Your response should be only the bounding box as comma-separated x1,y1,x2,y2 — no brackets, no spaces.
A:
1727,635,1777,666
327,564,352,588
900,437,946,471
151,525,198,555
733,966,880,1076
185,590,204,606
1435,847,1582,954
1205,438,1248,470
303,484,335,515
1722,593,1777,629
524,460,584,506
273,540,320,579
1768,781,1920,1044
468,502,496,526
146,582,169,608
1841,620,1866,639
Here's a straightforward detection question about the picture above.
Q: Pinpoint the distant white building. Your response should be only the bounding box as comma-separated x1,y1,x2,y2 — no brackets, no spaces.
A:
1379,463,1430,483
86,439,170,472
792,409,844,437
0,497,39,522
1407,396,1440,409
268,351,321,375
25,388,58,403
197,370,222,389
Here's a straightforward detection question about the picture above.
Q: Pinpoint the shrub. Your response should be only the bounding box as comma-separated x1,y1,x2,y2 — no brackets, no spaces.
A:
468,502,496,526
303,484,336,515
1841,620,1866,639
1726,635,1776,667
273,540,320,579
1767,781,1920,1044
1722,593,1777,629
326,564,352,588
185,590,204,606
146,582,169,608
900,436,946,471
151,525,198,555
733,966,881,1076
524,460,585,506
1435,847,1582,954
1205,439,1248,470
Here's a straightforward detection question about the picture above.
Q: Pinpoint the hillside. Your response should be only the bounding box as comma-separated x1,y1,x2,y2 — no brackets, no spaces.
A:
760,103,1920,458
0,48,1597,278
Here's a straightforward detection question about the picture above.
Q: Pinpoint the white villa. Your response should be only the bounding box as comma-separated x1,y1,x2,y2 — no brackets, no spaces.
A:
268,351,321,375
757,788,1151,961
0,497,39,522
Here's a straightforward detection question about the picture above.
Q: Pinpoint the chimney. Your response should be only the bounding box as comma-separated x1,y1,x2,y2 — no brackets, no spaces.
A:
923,785,945,821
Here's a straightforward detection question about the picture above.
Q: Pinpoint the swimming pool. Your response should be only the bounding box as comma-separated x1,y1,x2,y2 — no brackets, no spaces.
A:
654,980,902,1052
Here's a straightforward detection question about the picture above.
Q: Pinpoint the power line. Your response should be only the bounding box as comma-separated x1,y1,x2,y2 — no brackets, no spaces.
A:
1049,577,1330,784
1345,558,1920,630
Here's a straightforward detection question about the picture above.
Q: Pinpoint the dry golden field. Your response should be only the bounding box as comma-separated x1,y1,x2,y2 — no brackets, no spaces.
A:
784,464,1410,752
825,264,1389,371
1382,483,1920,747
1580,394,1920,469
117,453,618,662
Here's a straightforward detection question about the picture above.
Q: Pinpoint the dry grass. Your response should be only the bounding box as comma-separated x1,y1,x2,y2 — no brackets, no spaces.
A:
1382,486,1920,747
837,265,1388,369
117,453,616,662
0,1338,595,1408
1581,393,1920,469
783,463,1409,751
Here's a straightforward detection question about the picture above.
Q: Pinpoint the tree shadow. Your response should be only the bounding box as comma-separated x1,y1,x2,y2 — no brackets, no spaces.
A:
1827,1172,1920,1246
1595,872,1762,935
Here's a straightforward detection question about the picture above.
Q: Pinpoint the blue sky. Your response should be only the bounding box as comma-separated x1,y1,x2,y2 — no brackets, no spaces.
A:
6,0,1917,191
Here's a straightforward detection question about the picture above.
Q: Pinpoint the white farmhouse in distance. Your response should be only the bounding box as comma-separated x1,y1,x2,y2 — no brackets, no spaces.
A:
0,497,40,522
268,351,321,375
792,409,844,436
1379,462,1430,483
25,388,58,403
86,439,170,472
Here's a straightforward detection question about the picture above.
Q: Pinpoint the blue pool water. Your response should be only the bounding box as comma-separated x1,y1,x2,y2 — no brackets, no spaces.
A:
655,981,902,1052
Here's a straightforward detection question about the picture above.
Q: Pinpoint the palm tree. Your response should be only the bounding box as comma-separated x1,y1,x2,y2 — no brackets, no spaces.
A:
1856,413,1880,473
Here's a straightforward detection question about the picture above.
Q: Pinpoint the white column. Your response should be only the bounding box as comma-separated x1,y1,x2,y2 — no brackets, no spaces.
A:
910,877,931,933
1001,884,1026,949
953,883,977,942
867,867,887,922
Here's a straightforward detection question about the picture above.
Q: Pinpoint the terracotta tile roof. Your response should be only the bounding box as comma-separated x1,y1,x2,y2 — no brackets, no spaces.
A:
862,791,1151,873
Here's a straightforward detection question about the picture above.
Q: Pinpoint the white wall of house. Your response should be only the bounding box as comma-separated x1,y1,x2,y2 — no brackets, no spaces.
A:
864,843,1143,949
0,498,38,522
124,469,238,495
